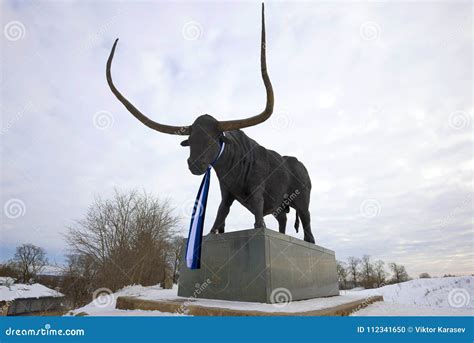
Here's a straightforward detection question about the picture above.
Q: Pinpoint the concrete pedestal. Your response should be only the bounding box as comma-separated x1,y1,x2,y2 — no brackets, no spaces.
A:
178,228,339,303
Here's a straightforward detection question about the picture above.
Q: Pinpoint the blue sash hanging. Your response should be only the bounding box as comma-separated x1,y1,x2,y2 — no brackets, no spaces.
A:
185,139,225,269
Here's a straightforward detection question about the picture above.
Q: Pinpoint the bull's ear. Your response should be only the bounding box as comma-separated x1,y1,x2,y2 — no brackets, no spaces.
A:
180,139,190,147
220,136,231,144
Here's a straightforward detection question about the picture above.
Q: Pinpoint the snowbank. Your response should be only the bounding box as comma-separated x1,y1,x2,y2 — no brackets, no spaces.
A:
0,277,15,286
346,276,473,316
0,283,63,301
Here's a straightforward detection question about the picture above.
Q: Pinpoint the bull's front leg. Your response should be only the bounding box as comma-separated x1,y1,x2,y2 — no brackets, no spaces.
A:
248,191,266,229
210,190,234,234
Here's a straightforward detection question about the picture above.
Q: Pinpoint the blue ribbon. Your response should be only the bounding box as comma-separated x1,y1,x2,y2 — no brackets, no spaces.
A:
185,139,225,269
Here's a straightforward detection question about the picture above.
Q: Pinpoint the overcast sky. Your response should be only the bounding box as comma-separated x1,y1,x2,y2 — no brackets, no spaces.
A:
1,0,472,277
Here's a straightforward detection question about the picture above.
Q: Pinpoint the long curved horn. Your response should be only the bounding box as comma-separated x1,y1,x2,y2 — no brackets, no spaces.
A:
106,39,190,135
217,3,274,132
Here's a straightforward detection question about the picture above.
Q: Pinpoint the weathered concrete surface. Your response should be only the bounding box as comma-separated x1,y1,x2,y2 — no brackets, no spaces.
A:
115,295,383,316
178,228,339,303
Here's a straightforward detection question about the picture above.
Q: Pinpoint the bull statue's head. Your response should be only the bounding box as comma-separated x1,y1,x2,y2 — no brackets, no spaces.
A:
106,4,273,175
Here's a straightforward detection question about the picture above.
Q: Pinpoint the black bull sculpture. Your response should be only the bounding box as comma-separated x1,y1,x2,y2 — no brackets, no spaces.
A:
106,4,316,243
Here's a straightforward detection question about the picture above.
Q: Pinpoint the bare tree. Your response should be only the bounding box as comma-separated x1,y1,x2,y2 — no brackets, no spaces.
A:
60,254,97,308
336,261,348,290
389,262,410,283
347,256,361,288
419,272,431,279
10,244,48,283
0,263,18,280
360,255,374,288
373,260,387,287
169,237,186,284
65,190,179,291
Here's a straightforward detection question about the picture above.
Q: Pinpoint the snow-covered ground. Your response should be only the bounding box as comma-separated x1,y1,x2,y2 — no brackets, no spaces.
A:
68,276,474,316
67,284,370,316
0,282,63,301
346,276,473,316
67,285,183,316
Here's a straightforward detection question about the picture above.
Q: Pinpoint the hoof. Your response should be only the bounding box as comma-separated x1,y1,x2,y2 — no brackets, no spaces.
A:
210,228,224,234
253,223,267,229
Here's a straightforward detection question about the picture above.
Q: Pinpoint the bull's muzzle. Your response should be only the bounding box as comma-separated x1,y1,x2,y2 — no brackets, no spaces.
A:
188,158,208,175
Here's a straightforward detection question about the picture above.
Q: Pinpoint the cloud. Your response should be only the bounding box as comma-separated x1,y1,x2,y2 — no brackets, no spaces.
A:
0,1,472,277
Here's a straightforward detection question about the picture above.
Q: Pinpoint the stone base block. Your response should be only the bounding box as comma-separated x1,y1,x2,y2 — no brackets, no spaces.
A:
178,228,339,303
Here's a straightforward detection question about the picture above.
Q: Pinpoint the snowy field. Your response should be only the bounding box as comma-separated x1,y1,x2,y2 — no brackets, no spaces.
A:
68,276,473,316
345,276,473,316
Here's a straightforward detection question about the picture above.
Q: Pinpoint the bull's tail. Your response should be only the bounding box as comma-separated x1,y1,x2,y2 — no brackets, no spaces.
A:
294,211,300,233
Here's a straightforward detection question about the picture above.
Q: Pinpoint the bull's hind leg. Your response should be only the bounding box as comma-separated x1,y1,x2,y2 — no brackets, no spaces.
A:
273,211,287,234
291,180,315,243
298,209,315,243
